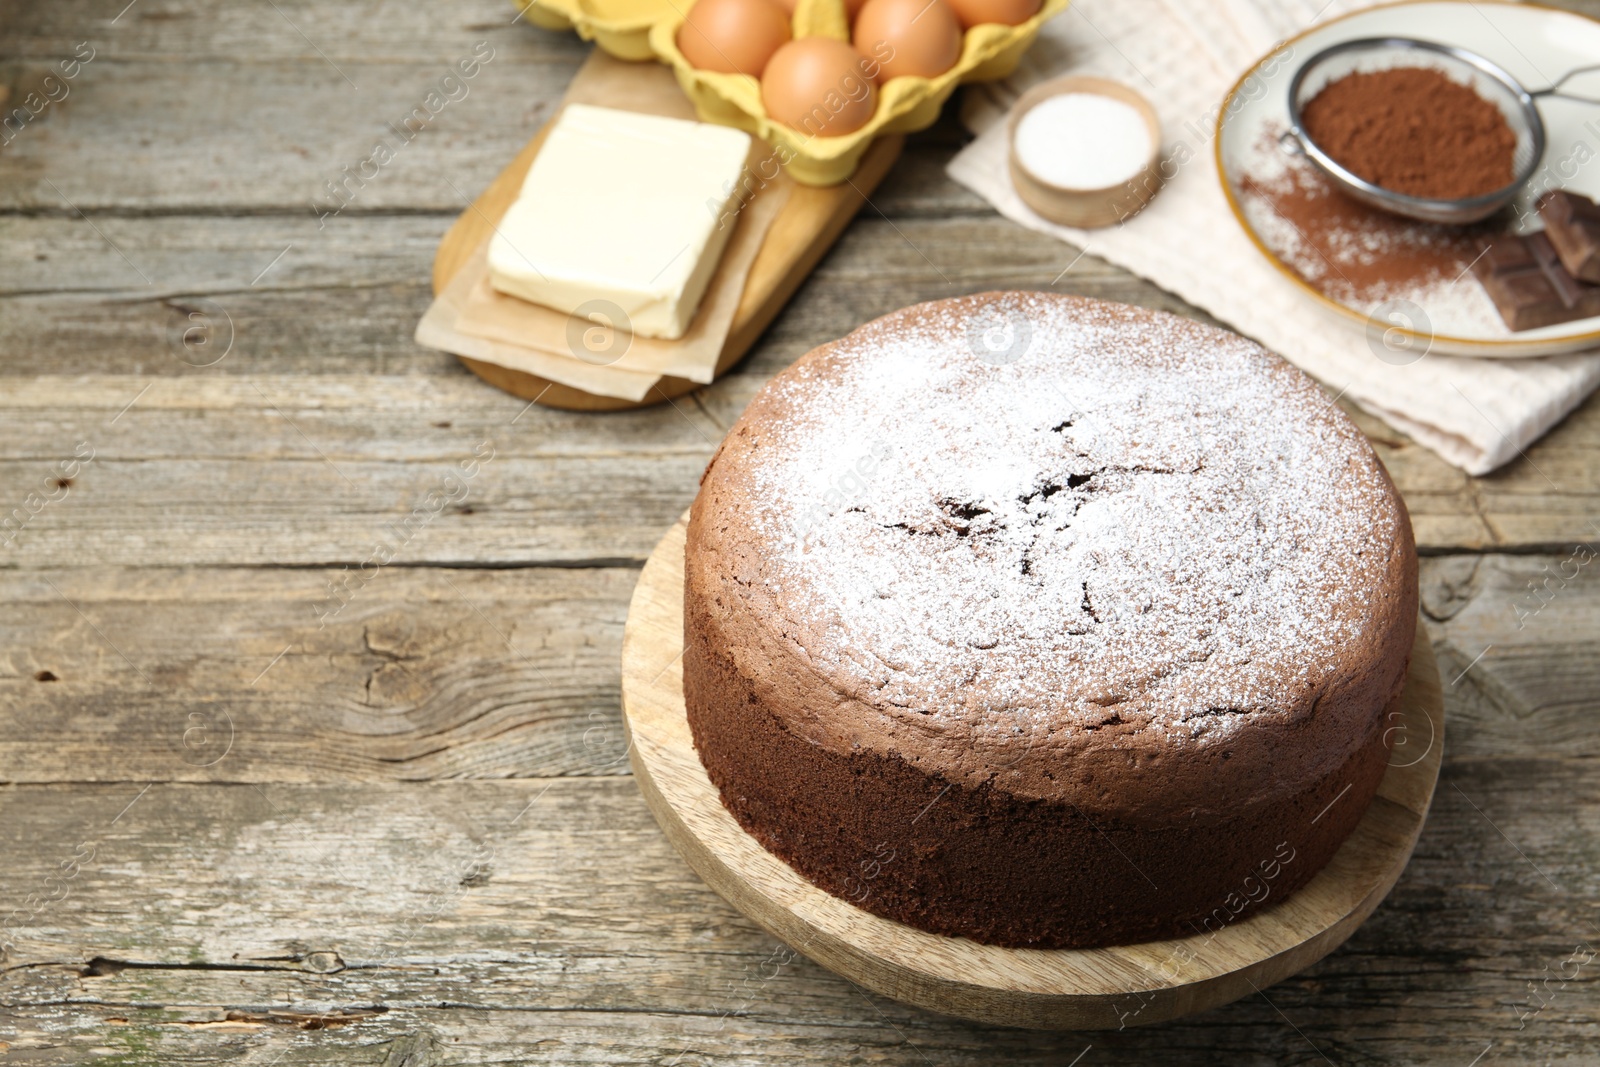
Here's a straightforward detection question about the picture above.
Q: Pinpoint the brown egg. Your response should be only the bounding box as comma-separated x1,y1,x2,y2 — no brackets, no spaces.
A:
852,0,961,80
761,37,879,137
945,0,1039,27
677,0,792,78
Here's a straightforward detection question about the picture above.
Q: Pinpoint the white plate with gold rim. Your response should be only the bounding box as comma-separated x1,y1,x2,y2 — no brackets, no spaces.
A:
1216,0,1600,358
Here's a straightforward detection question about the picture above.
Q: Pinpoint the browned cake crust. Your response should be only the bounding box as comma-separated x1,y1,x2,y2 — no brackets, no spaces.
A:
683,292,1418,949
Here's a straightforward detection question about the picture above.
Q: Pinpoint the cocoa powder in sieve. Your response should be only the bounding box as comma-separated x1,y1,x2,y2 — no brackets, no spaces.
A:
1301,66,1517,200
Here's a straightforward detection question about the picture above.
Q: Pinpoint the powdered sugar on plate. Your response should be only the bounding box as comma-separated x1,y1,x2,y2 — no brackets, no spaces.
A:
727,293,1407,743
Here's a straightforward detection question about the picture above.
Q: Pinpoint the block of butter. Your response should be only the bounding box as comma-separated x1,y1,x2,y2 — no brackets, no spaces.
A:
487,103,753,342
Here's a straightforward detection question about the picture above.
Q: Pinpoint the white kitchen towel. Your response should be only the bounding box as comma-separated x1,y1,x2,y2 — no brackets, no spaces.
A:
947,0,1600,474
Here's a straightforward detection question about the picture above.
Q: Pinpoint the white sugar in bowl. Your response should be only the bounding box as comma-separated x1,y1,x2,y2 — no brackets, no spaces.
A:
1007,76,1164,228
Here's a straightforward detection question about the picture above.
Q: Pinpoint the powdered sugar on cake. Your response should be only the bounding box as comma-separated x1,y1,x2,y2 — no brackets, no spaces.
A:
732,293,1404,743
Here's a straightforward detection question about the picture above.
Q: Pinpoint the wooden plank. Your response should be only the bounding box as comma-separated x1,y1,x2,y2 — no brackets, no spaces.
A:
1422,551,1600,759
0,204,1535,390
0,215,1164,378
1339,400,1600,555
5,211,1597,556
0,53,582,213
1,554,1595,787
0,372,1593,565
1,0,1596,550
0,771,1595,1064
0,375,719,567
0,0,577,62
0,6,983,220
0,564,641,784
0,215,453,298
0,62,962,230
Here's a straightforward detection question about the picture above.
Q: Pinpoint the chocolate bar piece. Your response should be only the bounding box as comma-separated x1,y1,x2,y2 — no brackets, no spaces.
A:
1539,190,1600,284
1472,231,1600,331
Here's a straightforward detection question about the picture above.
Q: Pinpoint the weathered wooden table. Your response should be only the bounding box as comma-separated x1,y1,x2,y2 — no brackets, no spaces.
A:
3,3,1598,1063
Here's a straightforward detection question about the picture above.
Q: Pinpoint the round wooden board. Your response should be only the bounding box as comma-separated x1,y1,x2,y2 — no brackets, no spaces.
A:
620,515,1445,1030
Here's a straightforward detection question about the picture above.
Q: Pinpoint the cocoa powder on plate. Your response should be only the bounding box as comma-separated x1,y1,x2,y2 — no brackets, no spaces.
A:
1239,147,1495,302
1236,123,1505,320
1301,66,1517,200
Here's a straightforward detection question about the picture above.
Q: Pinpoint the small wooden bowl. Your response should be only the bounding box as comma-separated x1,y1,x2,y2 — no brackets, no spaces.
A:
1007,75,1164,229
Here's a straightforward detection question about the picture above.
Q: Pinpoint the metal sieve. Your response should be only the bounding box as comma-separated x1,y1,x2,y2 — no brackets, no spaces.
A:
1282,36,1579,225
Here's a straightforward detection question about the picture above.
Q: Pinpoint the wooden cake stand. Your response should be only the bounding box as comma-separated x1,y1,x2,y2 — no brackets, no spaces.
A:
620,515,1445,1029
431,52,902,413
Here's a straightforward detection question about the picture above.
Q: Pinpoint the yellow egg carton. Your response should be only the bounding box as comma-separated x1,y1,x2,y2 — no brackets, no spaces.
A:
650,0,1069,185
513,0,673,61
513,0,1068,184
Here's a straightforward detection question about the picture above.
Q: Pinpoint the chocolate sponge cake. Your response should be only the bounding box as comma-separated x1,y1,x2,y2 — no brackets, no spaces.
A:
683,292,1418,949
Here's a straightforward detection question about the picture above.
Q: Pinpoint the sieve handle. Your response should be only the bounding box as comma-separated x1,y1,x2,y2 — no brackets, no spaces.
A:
1532,61,1600,105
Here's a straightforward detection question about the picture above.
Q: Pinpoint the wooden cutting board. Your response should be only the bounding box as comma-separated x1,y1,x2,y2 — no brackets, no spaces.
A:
619,513,1445,1029
432,51,904,412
